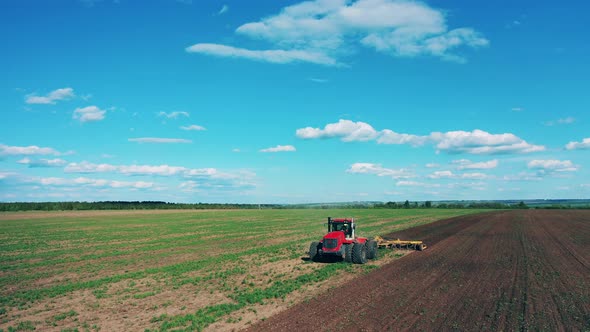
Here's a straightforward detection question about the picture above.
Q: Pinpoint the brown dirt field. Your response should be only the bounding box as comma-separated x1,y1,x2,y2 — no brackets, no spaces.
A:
248,210,590,331
206,249,412,332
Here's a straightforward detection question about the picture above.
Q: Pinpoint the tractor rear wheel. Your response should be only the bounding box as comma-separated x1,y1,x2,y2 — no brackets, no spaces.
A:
309,241,320,262
366,239,378,259
344,244,352,263
352,242,367,264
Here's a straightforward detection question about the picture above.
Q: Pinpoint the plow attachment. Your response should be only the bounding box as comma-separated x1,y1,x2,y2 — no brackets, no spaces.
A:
374,236,427,251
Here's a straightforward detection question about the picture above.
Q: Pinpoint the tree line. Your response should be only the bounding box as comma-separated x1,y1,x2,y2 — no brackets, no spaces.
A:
0,201,280,212
373,200,529,209
2,200,588,212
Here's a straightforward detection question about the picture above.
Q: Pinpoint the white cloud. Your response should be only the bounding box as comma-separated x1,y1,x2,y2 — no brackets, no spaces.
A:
362,27,488,63
232,148,241,153
511,107,524,112
187,0,487,66
186,44,338,66
66,162,186,176
454,159,499,170
502,172,543,181
527,159,578,172
65,162,118,173
73,106,106,122
427,170,455,179
0,172,10,180
558,117,576,124
451,159,471,165
449,181,487,190
347,163,414,179
17,158,67,168
37,176,153,189
309,78,329,83
218,4,229,15
425,163,440,168
39,161,254,196
65,161,256,185
183,168,217,177
179,178,256,193
39,177,71,186
296,120,545,154
544,116,576,126
377,129,428,146
565,137,590,150
431,130,545,154
121,165,188,176
8,167,256,198
180,124,207,131
461,172,488,180
25,87,74,104
0,144,62,156
128,138,192,144
296,119,379,142
427,170,488,179
396,181,422,186
110,180,153,189
158,111,190,119
260,145,296,153
396,180,439,187
73,177,108,186
179,181,199,192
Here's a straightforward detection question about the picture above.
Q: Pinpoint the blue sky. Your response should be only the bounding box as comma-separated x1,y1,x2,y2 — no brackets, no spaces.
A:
1,0,589,203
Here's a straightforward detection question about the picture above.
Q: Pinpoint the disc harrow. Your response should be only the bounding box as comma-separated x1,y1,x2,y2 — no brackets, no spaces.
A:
374,235,427,251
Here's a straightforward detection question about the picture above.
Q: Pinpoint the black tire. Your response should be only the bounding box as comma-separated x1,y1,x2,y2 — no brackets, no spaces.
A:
366,239,378,259
352,242,367,264
309,241,320,261
343,244,352,263
417,243,425,251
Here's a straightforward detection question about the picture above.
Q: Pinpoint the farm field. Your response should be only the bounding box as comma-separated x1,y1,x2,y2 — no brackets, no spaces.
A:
0,208,480,331
252,210,590,331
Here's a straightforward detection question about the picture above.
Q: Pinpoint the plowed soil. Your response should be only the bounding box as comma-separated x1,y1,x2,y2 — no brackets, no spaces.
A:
249,210,590,331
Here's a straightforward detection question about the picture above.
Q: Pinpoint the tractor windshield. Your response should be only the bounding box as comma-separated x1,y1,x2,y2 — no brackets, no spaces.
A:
332,223,351,236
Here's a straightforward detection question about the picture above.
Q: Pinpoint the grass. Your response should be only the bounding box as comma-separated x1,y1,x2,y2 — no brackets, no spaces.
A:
53,310,78,322
0,208,485,331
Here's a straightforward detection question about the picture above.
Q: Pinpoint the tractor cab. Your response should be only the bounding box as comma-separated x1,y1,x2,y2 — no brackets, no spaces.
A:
327,217,355,239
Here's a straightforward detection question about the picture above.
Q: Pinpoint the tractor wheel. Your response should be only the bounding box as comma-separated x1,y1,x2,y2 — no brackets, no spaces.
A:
309,241,320,262
344,244,352,263
366,239,378,259
417,243,425,251
352,242,367,264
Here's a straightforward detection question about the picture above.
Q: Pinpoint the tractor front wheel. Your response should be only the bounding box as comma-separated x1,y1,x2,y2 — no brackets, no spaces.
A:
309,241,320,262
352,242,367,264
344,244,352,263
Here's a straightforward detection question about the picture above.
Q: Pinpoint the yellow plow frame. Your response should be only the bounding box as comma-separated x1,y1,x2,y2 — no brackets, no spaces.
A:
374,236,427,251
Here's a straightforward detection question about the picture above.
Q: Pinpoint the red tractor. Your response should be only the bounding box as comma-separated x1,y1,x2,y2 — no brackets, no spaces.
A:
308,217,378,264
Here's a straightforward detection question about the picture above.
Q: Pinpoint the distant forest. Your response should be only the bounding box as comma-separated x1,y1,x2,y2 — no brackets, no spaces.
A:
0,201,277,212
1,200,587,212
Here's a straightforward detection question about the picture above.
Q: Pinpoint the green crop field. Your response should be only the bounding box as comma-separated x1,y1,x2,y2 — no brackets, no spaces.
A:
0,209,484,332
